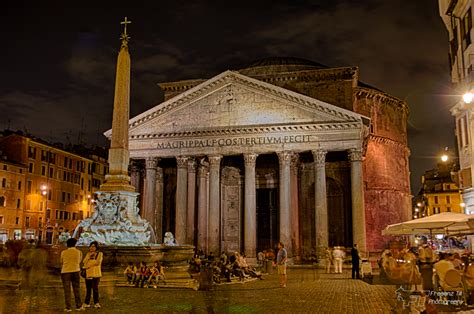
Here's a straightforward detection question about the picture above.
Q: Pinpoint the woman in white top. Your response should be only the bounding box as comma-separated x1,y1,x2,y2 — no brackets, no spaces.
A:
82,241,103,309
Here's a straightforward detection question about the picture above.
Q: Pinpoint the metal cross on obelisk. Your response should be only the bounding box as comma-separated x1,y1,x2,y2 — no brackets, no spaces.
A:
120,17,132,47
121,17,131,35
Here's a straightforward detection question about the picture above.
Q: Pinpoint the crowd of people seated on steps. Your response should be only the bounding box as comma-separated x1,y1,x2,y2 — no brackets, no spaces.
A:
190,250,264,283
123,260,166,288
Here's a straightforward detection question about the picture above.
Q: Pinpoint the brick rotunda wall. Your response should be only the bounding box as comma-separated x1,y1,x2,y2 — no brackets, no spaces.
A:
354,87,411,252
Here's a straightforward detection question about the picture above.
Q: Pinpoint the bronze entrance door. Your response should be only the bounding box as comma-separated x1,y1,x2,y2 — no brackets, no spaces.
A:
256,188,278,253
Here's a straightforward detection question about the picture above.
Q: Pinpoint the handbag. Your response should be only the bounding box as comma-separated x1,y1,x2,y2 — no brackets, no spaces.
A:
80,268,86,278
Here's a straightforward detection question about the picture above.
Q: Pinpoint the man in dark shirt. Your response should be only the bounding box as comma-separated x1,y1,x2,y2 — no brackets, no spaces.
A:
351,244,360,279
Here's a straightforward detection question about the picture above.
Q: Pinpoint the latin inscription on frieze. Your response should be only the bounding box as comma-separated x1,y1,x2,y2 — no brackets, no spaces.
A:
156,135,312,150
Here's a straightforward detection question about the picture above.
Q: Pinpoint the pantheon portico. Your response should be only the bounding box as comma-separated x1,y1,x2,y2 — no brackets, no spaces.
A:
106,58,411,260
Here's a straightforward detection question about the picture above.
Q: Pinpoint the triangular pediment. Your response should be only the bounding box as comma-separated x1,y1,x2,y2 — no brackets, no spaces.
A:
105,71,368,138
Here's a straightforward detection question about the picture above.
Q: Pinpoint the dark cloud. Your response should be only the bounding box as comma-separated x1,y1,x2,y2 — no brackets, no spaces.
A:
0,0,454,194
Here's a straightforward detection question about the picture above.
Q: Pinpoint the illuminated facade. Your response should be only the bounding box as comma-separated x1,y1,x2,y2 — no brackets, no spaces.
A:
439,0,474,213
0,133,107,243
0,157,26,242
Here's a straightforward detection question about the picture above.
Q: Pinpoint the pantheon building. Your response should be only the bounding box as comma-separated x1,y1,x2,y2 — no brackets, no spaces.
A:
109,58,411,259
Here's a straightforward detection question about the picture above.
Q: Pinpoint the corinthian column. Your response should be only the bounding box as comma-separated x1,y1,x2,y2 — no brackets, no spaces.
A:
277,151,292,256
290,153,300,260
349,149,366,253
312,150,328,251
197,162,209,252
176,156,188,245
155,167,164,242
186,159,197,245
244,153,258,258
144,158,158,236
208,155,222,254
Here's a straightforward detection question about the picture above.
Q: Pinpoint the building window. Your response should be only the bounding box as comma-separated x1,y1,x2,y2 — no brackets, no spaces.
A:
46,209,51,219
28,146,36,159
462,116,469,146
67,193,71,202
2,165,6,170
27,181,32,193
1,178,5,188
447,207,452,212
461,8,472,50
28,163,33,173
447,195,451,204
49,167,53,178
19,169,22,174
0,216,3,224
48,190,52,201
0,196,5,207
39,217,42,228
434,196,439,204
41,150,47,162
25,217,30,228
16,199,20,208
18,181,21,191
62,192,65,202
26,199,31,210
15,217,19,225
39,201,43,211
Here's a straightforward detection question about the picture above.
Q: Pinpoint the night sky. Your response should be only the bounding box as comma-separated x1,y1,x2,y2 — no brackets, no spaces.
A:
0,1,456,194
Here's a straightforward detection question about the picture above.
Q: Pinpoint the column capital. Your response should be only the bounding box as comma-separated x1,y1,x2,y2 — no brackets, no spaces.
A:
290,153,299,170
145,157,159,169
348,149,364,162
208,155,222,167
312,149,327,165
277,151,292,166
243,153,258,167
187,158,197,173
176,156,189,169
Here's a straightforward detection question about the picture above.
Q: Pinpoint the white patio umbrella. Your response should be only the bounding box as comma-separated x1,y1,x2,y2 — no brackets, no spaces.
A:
382,212,474,236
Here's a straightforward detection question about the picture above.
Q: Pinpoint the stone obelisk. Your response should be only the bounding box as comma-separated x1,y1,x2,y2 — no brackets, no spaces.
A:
101,17,135,193
74,18,153,246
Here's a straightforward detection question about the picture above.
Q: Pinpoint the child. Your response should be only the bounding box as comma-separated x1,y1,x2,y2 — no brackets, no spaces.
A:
148,261,166,288
135,262,150,288
124,262,136,285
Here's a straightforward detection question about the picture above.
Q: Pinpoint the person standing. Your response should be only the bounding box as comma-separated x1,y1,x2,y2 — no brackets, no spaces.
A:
82,241,103,309
351,244,361,279
60,238,84,312
325,247,333,274
333,247,345,274
276,242,288,288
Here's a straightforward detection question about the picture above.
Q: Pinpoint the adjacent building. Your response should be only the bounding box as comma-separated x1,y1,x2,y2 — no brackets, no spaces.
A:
414,161,463,218
439,0,474,213
0,132,108,243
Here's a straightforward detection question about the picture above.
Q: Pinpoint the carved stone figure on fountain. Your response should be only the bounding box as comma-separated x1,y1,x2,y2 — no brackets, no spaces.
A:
163,232,178,246
73,192,153,246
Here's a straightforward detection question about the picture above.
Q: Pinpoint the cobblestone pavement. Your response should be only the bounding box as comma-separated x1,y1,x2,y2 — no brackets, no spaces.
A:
0,268,402,313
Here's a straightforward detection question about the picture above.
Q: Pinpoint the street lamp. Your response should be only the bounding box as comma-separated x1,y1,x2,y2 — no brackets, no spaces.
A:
463,92,473,104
